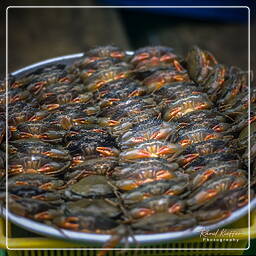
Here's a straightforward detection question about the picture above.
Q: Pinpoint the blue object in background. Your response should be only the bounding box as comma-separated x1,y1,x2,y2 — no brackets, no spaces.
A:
99,0,253,23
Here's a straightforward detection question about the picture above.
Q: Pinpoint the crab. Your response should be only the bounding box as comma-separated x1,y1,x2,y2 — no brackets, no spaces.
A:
63,175,114,200
163,94,213,121
8,153,70,176
143,69,191,93
119,140,183,161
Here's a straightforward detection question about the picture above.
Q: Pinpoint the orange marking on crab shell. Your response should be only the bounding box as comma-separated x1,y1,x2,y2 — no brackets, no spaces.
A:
165,190,176,196
58,77,71,83
98,90,108,97
150,131,168,140
173,60,184,72
93,81,105,91
72,118,90,125
196,189,218,204
19,132,35,139
71,97,83,103
34,211,53,220
192,91,202,95
42,92,54,99
39,182,55,190
193,169,217,188
173,74,187,82
85,57,100,64
92,129,107,133
39,134,53,140
202,169,217,178
28,114,46,122
107,98,121,103
10,95,22,103
15,181,28,186
9,126,17,132
195,103,209,110
156,169,175,179
133,208,155,218
32,195,47,200
106,120,120,126
109,51,124,58
9,165,23,174
212,124,224,132
204,134,218,141
130,137,147,144
38,165,56,173
230,180,245,190
250,116,256,124
32,81,47,94
59,219,79,230
132,53,150,63
168,203,183,213
11,81,23,88
157,145,178,155
179,139,191,147
118,182,140,191
128,89,142,97
42,104,60,111
182,153,199,164
71,159,84,168
116,72,128,80
167,107,182,120
96,147,119,156
159,55,172,62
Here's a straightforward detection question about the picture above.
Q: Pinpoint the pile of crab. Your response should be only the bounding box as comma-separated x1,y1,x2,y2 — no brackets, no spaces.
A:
0,45,255,249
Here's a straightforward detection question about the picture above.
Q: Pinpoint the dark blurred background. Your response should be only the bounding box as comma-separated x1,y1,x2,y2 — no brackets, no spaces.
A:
1,0,255,75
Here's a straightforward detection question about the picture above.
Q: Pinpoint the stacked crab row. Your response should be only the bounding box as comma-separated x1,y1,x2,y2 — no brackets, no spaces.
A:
0,48,131,233
148,47,252,225
0,46,254,245
114,46,252,228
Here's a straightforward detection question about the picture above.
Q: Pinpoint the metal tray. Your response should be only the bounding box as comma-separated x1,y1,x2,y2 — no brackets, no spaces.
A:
2,53,256,246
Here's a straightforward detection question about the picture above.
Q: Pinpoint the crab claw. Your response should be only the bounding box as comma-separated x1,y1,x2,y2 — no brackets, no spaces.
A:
34,211,54,220
158,144,182,156
57,217,80,230
96,147,119,157
120,149,152,160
